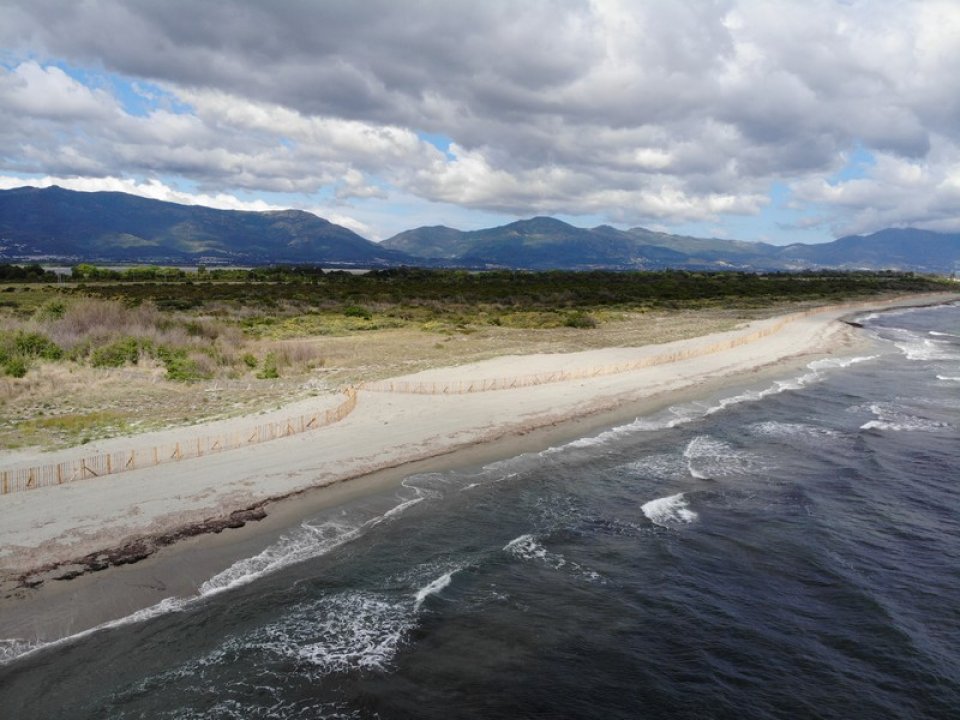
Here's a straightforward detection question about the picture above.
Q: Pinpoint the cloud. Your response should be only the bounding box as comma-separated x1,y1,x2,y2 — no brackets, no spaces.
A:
791,143,960,235
0,174,285,212
0,62,118,120
0,0,958,236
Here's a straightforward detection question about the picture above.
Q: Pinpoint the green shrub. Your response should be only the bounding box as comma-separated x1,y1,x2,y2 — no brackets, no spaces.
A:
14,331,63,360
90,337,148,368
256,352,280,379
156,346,212,382
242,352,258,369
34,299,67,321
343,305,372,320
564,311,598,329
3,357,28,378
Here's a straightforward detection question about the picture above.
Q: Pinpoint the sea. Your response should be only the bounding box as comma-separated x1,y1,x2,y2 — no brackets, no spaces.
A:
1,302,958,719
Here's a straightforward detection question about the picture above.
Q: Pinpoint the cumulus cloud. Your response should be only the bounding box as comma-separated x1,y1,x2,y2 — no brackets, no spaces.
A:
0,0,958,235
791,143,960,235
0,174,282,211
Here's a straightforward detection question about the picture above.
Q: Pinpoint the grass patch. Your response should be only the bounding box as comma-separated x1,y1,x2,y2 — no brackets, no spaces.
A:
243,312,406,339
16,409,129,445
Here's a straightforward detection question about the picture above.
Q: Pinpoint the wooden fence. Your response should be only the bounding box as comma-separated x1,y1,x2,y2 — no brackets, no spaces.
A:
1,387,358,495
0,296,907,495
362,302,861,396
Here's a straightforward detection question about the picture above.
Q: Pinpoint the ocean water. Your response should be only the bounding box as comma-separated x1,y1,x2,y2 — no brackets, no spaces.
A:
2,303,959,719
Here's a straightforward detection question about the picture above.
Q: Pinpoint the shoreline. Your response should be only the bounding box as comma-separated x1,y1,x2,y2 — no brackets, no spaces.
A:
1,294,955,647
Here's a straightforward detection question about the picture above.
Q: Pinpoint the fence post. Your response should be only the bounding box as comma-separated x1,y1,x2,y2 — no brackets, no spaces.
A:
2,471,7,494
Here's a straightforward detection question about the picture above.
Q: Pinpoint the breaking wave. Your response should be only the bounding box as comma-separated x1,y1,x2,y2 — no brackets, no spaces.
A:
0,482,435,668
642,493,698,527
503,533,602,582
859,403,952,433
536,356,876,456
683,435,769,480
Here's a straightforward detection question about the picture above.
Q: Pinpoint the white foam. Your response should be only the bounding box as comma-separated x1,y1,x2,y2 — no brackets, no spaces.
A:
621,453,687,482
890,329,960,362
642,493,698,526
859,403,951,433
1,490,431,667
504,534,564,568
860,419,950,432
750,421,842,441
200,486,432,598
535,355,875,457
118,579,447,688
683,436,722,479
807,355,877,371
290,594,415,673
0,638,45,665
937,374,960,382
0,596,188,666
198,520,365,598
682,435,768,480
413,569,458,611
208,592,416,677
400,472,453,497
858,305,931,325
380,496,424,519
503,534,602,581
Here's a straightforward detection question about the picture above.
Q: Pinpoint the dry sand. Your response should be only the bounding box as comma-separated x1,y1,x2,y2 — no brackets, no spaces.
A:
0,295,953,616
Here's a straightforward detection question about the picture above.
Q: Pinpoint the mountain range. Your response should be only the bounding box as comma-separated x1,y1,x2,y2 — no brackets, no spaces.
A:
0,185,408,266
1,186,958,273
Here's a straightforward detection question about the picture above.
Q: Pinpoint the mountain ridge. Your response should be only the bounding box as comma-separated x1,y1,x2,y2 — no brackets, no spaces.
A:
1,186,958,273
0,185,410,266
384,217,960,273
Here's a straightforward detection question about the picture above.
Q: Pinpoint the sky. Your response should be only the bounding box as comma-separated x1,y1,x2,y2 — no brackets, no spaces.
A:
1,0,959,244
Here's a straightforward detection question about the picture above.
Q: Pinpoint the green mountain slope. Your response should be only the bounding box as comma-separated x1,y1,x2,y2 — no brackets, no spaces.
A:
0,186,410,265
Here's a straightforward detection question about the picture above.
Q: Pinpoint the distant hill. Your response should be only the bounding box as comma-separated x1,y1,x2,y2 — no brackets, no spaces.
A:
385,219,960,273
776,228,960,273
2,186,958,272
0,186,411,266
382,218,793,270
383,217,694,269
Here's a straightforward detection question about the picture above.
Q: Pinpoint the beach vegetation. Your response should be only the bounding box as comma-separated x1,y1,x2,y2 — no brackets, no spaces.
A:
16,409,127,445
564,311,598,329
3,356,28,378
90,336,149,368
256,352,280,379
0,264,951,448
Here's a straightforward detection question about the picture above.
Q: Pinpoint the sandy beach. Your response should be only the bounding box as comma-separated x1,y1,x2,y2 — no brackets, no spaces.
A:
0,294,954,642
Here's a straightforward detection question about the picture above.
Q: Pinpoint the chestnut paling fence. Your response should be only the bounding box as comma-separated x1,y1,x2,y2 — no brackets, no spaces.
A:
362,303,856,395
1,387,358,495
0,298,889,496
